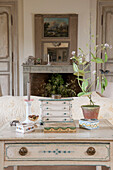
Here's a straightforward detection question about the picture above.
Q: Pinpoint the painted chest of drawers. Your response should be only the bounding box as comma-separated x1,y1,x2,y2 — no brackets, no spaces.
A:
1,119,113,170
39,98,73,122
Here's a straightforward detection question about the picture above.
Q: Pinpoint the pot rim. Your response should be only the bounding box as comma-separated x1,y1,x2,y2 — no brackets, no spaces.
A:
81,105,100,108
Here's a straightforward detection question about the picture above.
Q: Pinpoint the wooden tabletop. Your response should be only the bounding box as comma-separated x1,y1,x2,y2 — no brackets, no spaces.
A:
0,119,113,141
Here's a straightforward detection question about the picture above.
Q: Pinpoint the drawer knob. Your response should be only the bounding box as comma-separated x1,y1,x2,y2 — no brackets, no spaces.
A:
19,147,28,156
86,147,96,156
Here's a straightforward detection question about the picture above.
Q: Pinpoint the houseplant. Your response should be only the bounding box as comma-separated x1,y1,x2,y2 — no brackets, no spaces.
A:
71,42,112,119
35,58,41,64
44,73,76,98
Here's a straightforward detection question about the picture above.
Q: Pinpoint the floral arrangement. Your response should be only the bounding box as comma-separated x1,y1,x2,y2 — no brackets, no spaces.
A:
71,42,112,105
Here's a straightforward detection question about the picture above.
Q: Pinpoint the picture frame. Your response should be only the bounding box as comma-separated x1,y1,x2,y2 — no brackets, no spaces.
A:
43,17,69,38
35,14,78,65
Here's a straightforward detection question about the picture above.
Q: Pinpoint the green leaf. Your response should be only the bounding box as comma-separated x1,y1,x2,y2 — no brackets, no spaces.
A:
101,87,104,94
79,48,83,53
101,79,105,91
104,76,108,87
104,52,108,62
82,80,88,91
74,69,84,76
77,92,92,97
97,77,99,89
82,61,87,65
86,43,88,47
73,73,78,76
91,59,96,62
91,58,104,63
85,71,91,74
76,78,85,81
77,92,86,97
78,69,85,76
73,63,78,72
91,52,96,59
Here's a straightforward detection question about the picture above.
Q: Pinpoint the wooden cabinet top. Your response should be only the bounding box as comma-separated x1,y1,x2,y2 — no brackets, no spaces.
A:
0,120,113,141
39,98,73,101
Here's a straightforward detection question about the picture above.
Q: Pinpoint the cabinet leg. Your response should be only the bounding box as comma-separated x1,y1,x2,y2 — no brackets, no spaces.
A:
96,166,102,170
0,142,4,170
13,166,18,170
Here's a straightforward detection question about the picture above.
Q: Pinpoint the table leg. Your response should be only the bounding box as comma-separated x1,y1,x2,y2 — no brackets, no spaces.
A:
0,142,4,170
13,166,18,170
96,166,102,170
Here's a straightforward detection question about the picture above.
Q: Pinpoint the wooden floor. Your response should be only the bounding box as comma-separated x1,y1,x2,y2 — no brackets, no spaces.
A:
6,166,108,170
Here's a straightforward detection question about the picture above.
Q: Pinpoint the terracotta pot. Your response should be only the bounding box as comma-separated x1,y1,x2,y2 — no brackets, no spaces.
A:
51,94,61,99
81,105,100,119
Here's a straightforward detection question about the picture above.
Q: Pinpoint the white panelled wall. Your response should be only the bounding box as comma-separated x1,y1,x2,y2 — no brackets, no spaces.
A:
18,0,97,95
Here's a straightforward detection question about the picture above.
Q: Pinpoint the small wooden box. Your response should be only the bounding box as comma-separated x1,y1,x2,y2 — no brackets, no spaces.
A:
16,123,35,133
44,121,76,133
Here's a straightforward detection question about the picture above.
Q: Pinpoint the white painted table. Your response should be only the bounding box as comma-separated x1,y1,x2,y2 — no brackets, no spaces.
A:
0,119,113,170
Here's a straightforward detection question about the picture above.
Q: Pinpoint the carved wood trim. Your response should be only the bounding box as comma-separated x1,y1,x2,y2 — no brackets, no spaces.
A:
0,0,18,95
0,74,10,95
0,12,9,59
0,61,9,72
97,0,113,82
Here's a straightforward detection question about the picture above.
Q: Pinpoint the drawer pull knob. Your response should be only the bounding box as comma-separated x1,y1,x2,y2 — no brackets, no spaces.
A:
86,147,96,156
19,147,28,156
63,102,66,104
46,102,48,104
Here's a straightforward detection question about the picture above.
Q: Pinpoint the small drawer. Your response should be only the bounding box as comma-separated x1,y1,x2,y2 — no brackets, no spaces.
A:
43,116,72,122
42,105,70,111
42,101,70,106
42,110,71,117
5,143,110,161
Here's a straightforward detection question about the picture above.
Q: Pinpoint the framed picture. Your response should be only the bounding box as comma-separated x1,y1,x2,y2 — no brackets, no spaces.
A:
35,14,78,65
44,17,69,37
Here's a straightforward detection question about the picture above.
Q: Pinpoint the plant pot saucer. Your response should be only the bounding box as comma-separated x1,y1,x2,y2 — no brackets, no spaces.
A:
79,119,99,130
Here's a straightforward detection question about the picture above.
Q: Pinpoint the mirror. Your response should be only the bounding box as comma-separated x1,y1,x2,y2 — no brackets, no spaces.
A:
43,42,69,63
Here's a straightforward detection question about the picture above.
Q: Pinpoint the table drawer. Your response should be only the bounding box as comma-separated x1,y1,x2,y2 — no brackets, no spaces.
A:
5,143,110,161
42,110,71,117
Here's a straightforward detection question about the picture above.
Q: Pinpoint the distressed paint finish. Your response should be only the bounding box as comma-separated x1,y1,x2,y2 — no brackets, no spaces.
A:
0,119,112,170
0,13,8,58
5,143,110,161
39,99,73,122
0,142,4,170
